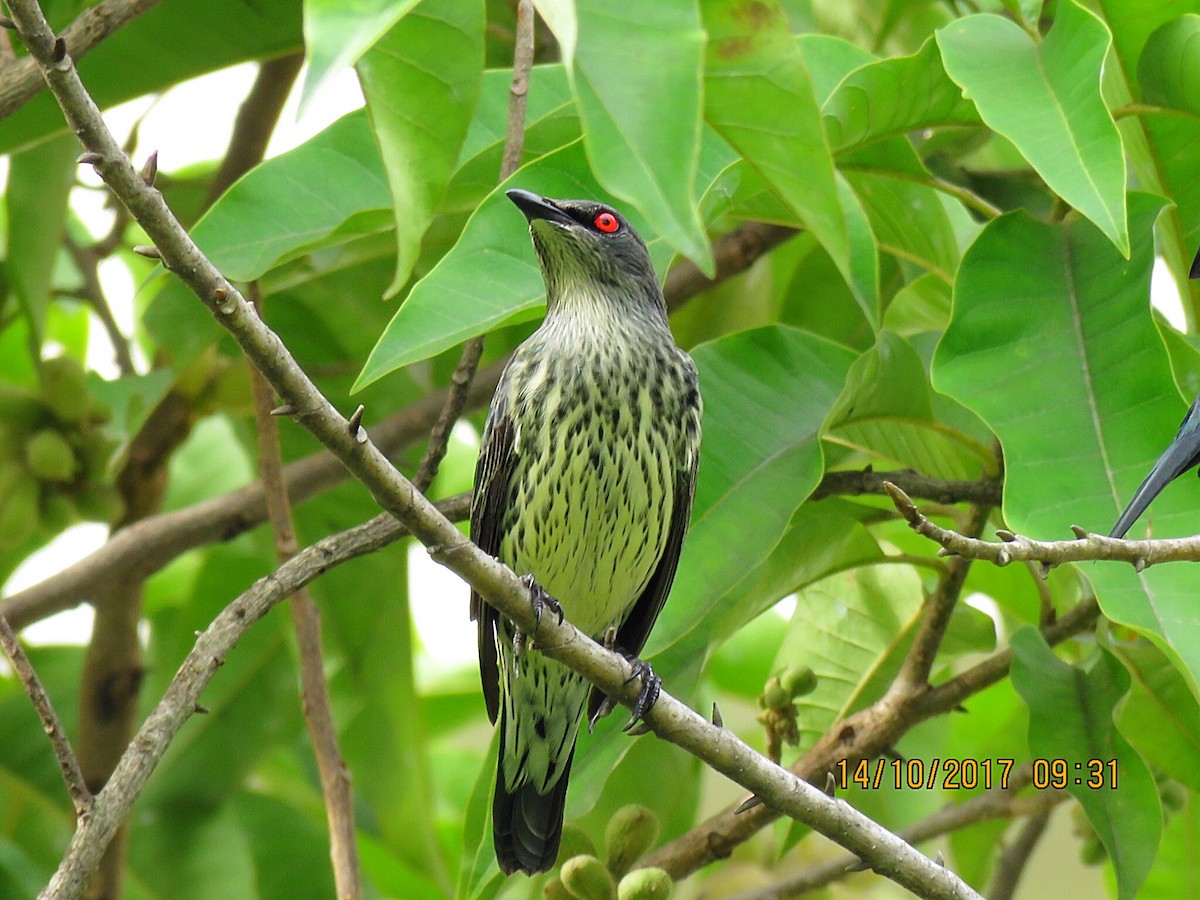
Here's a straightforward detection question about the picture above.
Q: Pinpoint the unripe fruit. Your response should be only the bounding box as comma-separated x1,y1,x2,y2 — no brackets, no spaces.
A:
40,356,89,423
39,490,77,533
781,665,817,698
617,867,671,900
25,429,77,482
543,877,574,900
604,805,660,879
760,676,789,709
561,854,616,900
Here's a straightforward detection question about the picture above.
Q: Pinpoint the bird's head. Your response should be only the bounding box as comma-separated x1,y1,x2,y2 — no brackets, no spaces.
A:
506,189,663,320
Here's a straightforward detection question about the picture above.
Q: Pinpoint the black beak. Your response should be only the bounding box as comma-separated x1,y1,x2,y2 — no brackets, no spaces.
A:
507,189,573,227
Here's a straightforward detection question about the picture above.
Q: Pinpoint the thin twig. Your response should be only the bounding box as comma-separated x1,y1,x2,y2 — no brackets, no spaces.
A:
0,612,92,816
885,481,1200,568
809,469,1001,506
247,287,361,900
988,807,1054,900
204,52,304,208
892,503,991,694
64,236,135,375
411,0,535,494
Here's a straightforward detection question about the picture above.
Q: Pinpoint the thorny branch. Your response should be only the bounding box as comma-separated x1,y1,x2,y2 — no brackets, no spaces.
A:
9,2,980,897
885,482,1200,570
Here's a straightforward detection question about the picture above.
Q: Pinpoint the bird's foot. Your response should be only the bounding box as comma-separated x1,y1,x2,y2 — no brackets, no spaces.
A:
520,573,563,632
587,645,662,733
622,657,661,733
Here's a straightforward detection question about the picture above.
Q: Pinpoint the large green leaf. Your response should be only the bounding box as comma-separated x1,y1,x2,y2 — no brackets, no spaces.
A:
302,0,420,109
357,0,484,294
1115,641,1200,792
144,110,391,366
826,331,992,479
1140,794,1200,900
535,0,710,268
785,563,925,749
937,0,1129,254
822,37,980,153
1011,630,1159,900
702,0,879,320
355,140,676,389
932,195,1200,701
1136,17,1200,313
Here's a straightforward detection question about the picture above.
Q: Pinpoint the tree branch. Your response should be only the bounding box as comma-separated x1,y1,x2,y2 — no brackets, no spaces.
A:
885,482,1200,569
203,52,304,208
11,5,981,897
810,469,1001,506
248,290,361,900
988,807,1054,900
0,612,92,816
0,0,161,122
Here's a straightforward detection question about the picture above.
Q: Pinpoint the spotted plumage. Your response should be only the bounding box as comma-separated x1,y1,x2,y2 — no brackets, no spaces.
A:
470,190,701,876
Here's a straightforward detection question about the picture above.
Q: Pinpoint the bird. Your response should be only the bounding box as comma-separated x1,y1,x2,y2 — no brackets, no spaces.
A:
1109,245,1200,539
469,188,702,875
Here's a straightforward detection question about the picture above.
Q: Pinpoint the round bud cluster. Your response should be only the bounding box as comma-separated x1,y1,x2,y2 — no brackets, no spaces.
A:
0,356,119,547
545,805,670,899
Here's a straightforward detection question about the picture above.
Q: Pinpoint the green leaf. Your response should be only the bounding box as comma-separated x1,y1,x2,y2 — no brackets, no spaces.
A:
234,794,337,900
539,0,710,268
1010,630,1160,900
931,194,1200,700
702,0,879,320
1140,794,1200,900
937,1,1129,254
5,134,76,341
1115,641,1200,792
355,140,676,388
784,563,925,748
357,0,484,294
826,331,992,479
822,37,980,153
301,0,420,109
144,110,391,366
1136,16,1200,305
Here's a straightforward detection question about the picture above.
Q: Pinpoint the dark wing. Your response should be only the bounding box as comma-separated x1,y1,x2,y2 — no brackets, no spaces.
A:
588,450,698,719
470,393,516,725
1111,397,1200,538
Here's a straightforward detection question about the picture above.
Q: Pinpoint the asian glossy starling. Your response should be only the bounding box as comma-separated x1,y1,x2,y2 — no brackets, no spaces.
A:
470,189,702,875
1110,245,1200,539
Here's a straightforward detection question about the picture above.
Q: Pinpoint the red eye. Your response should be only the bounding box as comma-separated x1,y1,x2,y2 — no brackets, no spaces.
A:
594,211,619,233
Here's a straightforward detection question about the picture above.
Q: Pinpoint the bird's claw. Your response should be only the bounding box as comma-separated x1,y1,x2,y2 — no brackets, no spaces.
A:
520,573,563,631
621,658,661,733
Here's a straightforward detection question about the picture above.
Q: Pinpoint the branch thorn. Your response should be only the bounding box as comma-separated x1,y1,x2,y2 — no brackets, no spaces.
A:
140,150,158,186
347,404,366,442
1070,525,1088,539
132,244,162,260
1133,556,1146,573
711,701,723,727
270,404,297,417
734,795,763,815
51,36,66,64
995,529,1016,542
76,151,103,167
